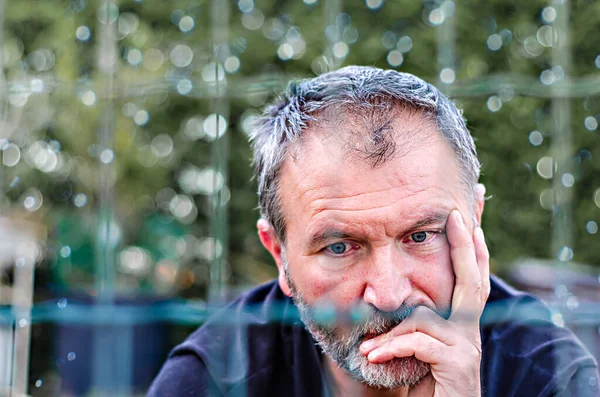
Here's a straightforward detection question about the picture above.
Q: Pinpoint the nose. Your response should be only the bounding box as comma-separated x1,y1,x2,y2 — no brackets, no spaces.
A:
362,246,412,313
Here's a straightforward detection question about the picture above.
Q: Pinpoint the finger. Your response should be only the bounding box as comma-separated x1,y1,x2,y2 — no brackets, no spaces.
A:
447,210,482,323
474,227,491,303
367,332,447,364
360,306,455,355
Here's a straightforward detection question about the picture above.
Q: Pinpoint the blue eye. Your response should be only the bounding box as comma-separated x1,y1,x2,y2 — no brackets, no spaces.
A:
410,231,428,243
328,242,348,255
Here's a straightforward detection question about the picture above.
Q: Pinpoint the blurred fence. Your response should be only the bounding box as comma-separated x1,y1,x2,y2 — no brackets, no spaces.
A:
0,0,599,395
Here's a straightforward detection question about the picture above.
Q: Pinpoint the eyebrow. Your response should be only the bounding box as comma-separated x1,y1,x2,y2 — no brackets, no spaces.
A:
307,210,449,250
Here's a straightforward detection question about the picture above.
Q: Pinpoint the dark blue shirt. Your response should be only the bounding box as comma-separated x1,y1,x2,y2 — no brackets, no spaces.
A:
149,276,599,396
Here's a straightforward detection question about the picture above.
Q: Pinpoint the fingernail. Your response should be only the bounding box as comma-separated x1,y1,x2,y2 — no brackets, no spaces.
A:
361,340,374,352
453,210,464,229
368,350,380,361
475,226,484,241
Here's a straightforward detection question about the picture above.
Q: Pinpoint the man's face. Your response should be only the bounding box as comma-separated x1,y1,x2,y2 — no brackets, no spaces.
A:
261,110,482,389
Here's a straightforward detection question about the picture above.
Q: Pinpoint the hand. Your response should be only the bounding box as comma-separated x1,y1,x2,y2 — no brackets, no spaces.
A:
359,210,490,397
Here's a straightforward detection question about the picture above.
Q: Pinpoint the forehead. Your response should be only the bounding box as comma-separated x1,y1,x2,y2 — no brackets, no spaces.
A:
277,109,466,234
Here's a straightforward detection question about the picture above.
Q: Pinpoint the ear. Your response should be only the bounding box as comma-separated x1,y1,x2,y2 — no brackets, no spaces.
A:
474,183,486,227
257,219,292,296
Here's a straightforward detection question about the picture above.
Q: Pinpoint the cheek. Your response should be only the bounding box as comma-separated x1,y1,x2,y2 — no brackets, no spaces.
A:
293,263,362,307
411,249,454,305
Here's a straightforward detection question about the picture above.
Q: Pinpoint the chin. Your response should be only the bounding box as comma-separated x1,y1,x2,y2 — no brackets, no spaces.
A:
342,349,431,389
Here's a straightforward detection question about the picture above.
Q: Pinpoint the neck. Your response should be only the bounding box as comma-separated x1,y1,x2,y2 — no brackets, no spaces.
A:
324,356,415,397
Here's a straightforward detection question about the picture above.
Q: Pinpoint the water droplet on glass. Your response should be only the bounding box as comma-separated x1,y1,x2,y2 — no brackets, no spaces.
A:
96,3,119,25
73,193,88,208
224,56,240,73
524,36,544,57
22,188,43,212
118,12,139,36
57,298,68,309
2,143,21,167
178,166,224,195
551,313,565,327
486,96,502,112
60,246,71,258
182,116,205,140
557,246,573,262
428,8,445,25
396,36,412,53
303,0,318,4
387,50,403,67
584,116,598,131
27,49,55,72
589,377,597,387
127,49,143,65
529,130,543,146
536,156,554,179
586,221,598,234
122,102,138,117
487,34,502,51
99,149,114,164
537,26,556,48
18,319,28,328
555,284,568,297
143,49,165,71
170,44,194,68
342,27,359,44
203,114,228,141
332,42,349,58
76,25,91,42
366,0,383,10
30,78,44,93
176,79,192,95
67,352,76,361
277,43,294,61
151,135,174,158
201,62,225,82
134,110,150,126
169,195,197,223
179,15,195,32
263,18,285,41
242,9,265,30
561,173,574,187
170,9,185,25
539,189,554,210
381,31,396,49
35,379,42,388
566,296,579,310
119,246,152,275
9,84,29,107
552,65,564,81
540,69,555,85
238,0,254,12
440,68,455,84
80,90,97,106
239,110,259,136
541,6,557,23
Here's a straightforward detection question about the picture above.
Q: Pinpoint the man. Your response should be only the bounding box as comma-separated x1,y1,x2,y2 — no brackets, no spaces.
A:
149,66,598,396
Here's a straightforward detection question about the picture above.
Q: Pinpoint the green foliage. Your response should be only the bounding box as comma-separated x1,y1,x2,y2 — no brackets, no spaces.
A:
1,0,599,298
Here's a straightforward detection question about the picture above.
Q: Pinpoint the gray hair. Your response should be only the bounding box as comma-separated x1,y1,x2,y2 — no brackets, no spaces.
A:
250,66,481,242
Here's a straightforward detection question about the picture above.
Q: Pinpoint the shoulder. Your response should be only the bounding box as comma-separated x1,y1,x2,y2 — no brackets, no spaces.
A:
149,281,304,396
481,275,599,397
147,352,219,396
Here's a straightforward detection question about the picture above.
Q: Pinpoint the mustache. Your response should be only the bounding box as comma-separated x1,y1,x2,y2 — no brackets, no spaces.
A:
352,304,416,339
304,301,418,338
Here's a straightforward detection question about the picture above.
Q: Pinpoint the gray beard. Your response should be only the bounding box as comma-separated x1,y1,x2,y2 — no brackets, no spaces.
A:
284,265,431,389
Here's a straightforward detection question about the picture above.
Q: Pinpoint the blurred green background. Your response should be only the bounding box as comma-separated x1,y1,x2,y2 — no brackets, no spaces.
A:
0,0,599,395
